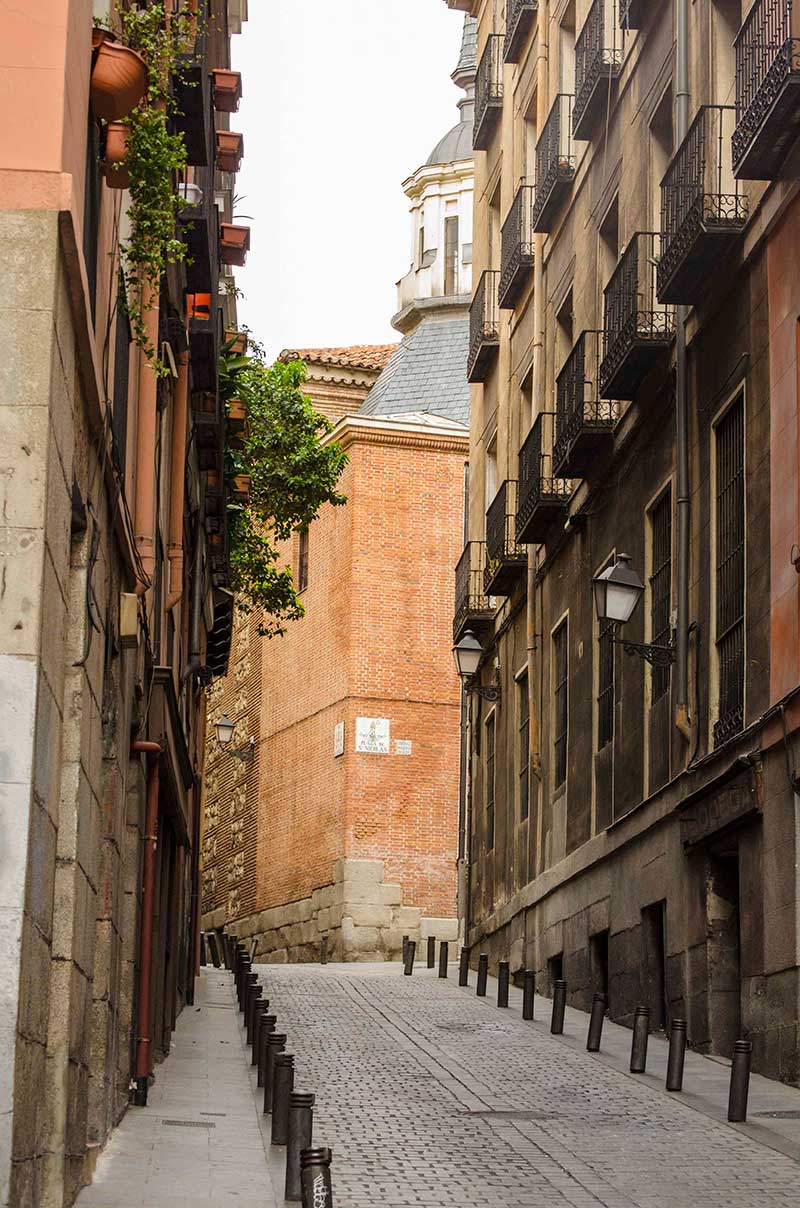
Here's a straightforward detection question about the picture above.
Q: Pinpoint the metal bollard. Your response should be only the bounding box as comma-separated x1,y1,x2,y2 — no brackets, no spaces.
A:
251,1001,270,1066
427,936,436,969
586,992,607,1052
666,1018,687,1091
300,1146,333,1208
497,961,510,1008
222,934,233,970
551,979,567,1034
208,931,222,968
476,953,488,997
438,940,449,978
239,968,255,1012
728,1039,753,1122
271,1053,295,1145
522,970,535,1021
402,935,409,965
247,985,263,1046
286,1092,315,1202
263,1033,287,1114
320,935,328,965
250,938,258,963
236,957,250,1004
200,932,207,967
258,1014,278,1086
458,947,469,987
244,977,261,1029
403,940,416,975
630,1005,650,1073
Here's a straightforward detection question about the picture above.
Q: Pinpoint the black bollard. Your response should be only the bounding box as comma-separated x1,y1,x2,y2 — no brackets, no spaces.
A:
458,947,469,987
630,1006,650,1073
239,968,255,1012
250,938,258,963
320,935,328,965
402,935,409,965
247,985,263,1046
438,940,449,978
586,992,607,1052
551,979,567,1034
476,953,488,997
251,1001,269,1066
244,977,260,1028
286,1092,315,1202
200,932,207,967
497,961,510,1008
208,931,221,968
300,1147,333,1208
264,1033,287,1114
403,940,416,975
522,970,535,1020
222,934,233,970
427,936,436,969
728,1039,753,1122
258,1013,278,1086
271,1053,295,1145
666,1018,687,1091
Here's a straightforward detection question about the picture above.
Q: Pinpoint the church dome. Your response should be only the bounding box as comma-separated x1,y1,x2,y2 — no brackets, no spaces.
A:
425,15,476,167
426,116,473,166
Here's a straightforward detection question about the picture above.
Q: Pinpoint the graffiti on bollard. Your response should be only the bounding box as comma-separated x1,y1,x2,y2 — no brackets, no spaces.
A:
300,1146,334,1208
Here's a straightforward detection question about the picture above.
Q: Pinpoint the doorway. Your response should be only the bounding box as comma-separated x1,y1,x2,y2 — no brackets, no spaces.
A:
590,929,610,999
706,841,741,1057
641,900,668,1030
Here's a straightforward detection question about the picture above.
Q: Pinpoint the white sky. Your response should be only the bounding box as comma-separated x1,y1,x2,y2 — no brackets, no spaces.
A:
230,0,464,360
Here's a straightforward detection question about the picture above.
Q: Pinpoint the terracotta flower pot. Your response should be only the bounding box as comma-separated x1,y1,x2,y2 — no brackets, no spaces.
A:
212,69,242,113
103,121,130,189
204,470,222,492
227,399,248,430
219,224,251,267
91,35,148,122
229,474,251,502
194,393,217,416
225,329,248,354
215,130,244,174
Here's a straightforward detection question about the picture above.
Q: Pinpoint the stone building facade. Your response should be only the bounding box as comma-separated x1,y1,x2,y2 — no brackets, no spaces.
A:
0,1,248,1202
451,0,800,1086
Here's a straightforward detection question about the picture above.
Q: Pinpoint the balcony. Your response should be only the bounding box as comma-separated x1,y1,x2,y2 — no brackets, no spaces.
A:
619,0,644,27
573,0,623,141
554,331,620,477
468,271,500,383
179,164,217,294
187,292,222,394
658,106,748,304
454,542,495,642
516,412,574,544
505,0,538,64
532,95,576,232
474,35,504,151
485,480,527,595
174,32,213,166
732,0,800,179
499,183,535,309
600,231,675,400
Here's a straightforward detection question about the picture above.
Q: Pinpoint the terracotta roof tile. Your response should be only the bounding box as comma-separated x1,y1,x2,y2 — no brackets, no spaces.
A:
279,345,399,373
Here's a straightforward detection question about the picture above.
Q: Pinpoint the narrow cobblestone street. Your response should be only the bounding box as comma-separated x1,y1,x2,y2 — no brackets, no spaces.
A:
77,961,800,1208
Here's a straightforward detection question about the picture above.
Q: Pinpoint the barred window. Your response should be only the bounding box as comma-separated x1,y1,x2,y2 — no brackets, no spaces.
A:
486,713,496,852
553,621,568,788
297,528,309,593
649,489,672,702
597,568,615,750
714,394,745,747
518,675,530,821
444,216,459,296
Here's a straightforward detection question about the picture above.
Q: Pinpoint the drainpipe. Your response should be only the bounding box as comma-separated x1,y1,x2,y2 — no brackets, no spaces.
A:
675,0,692,743
134,284,160,594
166,328,189,611
130,740,163,1106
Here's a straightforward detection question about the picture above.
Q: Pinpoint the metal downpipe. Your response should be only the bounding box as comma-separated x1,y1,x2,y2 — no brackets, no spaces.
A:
675,0,692,742
131,740,163,1106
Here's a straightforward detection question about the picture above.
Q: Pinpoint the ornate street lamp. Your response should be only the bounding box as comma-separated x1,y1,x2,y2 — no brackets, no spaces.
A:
592,553,675,667
215,713,255,762
452,630,501,701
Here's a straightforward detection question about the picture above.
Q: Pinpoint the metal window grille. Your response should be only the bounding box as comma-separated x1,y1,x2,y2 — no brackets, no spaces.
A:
519,675,530,821
298,528,309,593
553,621,568,787
714,395,745,746
649,489,672,702
444,216,459,296
486,714,496,851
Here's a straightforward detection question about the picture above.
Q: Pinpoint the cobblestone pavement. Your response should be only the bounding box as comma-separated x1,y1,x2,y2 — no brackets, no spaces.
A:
256,961,800,1208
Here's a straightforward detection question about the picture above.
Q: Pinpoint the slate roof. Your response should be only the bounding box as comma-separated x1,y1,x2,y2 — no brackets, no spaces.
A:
279,345,398,372
359,317,469,425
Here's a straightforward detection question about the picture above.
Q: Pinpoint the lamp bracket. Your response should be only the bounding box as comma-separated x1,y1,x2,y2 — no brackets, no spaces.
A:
611,634,676,668
228,737,256,763
467,678,501,702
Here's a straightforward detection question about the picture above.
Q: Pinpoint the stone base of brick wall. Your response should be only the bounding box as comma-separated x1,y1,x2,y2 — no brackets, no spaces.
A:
202,857,457,963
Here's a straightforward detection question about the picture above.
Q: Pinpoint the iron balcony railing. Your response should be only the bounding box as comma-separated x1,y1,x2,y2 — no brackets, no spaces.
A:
474,35,504,150
554,330,620,477
532,94,576,232
499,182,535,309
658,105,748,303
732,0,800,178
619,0,644,28
454,541,495,640
517,412,573,544
505,0,538,64
485,480,527,594
574,0,623,141
600,231,675,400
468,271,501,383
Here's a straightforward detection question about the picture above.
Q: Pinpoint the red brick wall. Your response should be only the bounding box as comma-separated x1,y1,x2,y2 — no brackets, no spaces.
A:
255,427,466,919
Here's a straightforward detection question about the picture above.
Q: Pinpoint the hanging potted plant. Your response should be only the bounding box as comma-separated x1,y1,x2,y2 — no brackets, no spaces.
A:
219,223,251,267
102,121,131,189
212,69,243,113
215,130,244,174
227,398,248,431
90,26,148,122
204,469,222,493
229,473,252,503
225,329,248,355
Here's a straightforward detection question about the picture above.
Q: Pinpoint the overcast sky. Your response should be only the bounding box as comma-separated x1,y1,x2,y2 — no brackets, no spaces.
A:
230,0,464,360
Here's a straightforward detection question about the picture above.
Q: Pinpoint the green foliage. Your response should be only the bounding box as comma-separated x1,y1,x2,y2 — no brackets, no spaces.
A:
222,350,348,636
